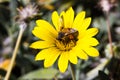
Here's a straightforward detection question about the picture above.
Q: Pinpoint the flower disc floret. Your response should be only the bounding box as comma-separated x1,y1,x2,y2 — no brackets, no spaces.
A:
55,28,78,51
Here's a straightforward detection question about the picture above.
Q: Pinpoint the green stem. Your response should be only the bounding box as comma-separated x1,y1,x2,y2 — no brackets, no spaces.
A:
4,28,24,80
75,60,82,80
69,63,76,80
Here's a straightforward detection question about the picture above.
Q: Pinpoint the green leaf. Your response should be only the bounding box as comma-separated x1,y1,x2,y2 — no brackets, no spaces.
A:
18,68,59,80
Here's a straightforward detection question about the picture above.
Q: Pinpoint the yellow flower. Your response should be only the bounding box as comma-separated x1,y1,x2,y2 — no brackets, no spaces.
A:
0,59,12,71
30,7,99,72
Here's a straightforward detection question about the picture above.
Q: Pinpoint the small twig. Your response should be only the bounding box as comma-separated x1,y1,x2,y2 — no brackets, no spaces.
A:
54,76,58,80
69,63,76,80
105,11,114,56
4,28,24,80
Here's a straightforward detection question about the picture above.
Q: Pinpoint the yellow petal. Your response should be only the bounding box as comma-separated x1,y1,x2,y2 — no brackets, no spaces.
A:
32,26,55,41
85,28,99,38
52,11,60,31
35,47,56,60
81,18,91,30
72,11,85,30
60,11,65,17
63,7,74,28
58,51,69,73
59,11,65,28
85,38,99,46
73,46,88,60
36,20,57,37
69,50,78,64
35,50,49,61
44,48,61,67
78,37,99,47
77,50,88,60
84,47,99,57
30,41,54,49
76,39,88,49
78,30,86,39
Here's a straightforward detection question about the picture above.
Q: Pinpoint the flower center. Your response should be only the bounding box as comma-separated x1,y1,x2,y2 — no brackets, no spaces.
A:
55,28,79,51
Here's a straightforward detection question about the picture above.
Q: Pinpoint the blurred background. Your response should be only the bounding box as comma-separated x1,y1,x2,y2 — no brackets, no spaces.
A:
0,0,120,80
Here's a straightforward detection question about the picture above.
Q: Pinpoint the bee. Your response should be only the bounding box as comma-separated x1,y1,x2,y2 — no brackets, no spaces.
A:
57,28,78,43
